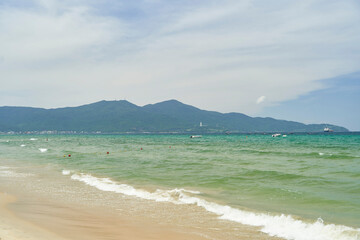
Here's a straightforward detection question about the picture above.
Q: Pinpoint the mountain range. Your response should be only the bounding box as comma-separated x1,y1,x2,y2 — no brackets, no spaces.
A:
0,100,348,133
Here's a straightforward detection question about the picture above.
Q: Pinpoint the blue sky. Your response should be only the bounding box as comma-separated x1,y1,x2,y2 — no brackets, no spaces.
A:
260,72,360,130
1,0,360,130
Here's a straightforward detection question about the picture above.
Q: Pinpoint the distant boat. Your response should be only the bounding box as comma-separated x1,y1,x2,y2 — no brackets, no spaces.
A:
272,133,281,137
324,127,333,132
190,135,202,138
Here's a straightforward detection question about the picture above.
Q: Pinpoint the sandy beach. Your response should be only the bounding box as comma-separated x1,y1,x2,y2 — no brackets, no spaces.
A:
0,185,279,240
0,192,66,240
0,191,212,240
0,155,283,240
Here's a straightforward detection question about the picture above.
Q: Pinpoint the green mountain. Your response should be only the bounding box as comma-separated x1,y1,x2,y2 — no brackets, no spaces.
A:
0,100,348,133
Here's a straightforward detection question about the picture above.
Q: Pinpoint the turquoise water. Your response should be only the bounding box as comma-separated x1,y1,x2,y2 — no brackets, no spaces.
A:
1,134,360,239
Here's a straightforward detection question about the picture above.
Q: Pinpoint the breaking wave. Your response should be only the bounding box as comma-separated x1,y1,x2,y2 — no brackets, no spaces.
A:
70,173,360,240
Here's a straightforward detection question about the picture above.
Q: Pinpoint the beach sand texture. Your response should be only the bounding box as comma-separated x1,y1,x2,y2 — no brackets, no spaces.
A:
0,192,65,240
0,192,206,240
0,190,280,240
0,191,207,240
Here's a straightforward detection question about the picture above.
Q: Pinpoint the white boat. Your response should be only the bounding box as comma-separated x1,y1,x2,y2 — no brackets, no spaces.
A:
190,135,202,138
272,133,281,137
324,127,333,132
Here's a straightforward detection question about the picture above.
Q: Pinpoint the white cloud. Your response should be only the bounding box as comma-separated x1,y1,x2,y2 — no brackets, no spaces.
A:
0,0,360,114
256,96,266,104
0,3,123,65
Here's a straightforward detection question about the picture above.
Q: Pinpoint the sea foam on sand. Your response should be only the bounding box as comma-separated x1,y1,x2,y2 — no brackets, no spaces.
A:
62,170,71,175
0,167,34,178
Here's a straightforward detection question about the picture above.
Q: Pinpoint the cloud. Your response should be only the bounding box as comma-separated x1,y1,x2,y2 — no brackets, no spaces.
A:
0,0,360,114
256,96,266,104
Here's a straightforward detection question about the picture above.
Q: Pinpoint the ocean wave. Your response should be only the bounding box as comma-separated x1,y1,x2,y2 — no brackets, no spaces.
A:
38,148,48,153
69,173,360,240
71,173,199,202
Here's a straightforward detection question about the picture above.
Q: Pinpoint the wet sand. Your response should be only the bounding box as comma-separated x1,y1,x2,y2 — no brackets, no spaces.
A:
0,160,282,240
0,188,283,240
0,191,211,240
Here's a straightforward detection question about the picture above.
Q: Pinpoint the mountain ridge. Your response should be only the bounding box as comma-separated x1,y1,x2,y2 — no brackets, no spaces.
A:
0,100,348,133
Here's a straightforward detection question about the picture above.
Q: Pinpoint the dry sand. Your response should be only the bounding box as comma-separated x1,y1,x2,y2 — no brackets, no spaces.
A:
0,192,66,240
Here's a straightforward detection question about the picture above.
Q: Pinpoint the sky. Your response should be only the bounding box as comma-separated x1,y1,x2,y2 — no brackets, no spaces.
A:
261,72,360,130
1,0,359,130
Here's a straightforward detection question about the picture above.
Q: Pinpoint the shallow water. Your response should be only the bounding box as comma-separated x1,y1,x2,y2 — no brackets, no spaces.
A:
1,133,359,240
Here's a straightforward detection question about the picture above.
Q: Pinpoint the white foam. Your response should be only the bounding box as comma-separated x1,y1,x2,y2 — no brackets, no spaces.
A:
0,170,14,177
70,173,199,203
319,152,325,156
39,148,48,152
0,169,34,178
62,170,71,175
30,138,37,141
70,173,360,240
20,144,26,147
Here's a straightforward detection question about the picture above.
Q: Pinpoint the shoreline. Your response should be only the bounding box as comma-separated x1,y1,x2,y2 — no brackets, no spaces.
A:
2,133,359,240
0,172,281,240
1,159,358,240
0,191,211,240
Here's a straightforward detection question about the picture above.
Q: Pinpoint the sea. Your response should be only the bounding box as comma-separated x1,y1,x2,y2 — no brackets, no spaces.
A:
0,133,359,240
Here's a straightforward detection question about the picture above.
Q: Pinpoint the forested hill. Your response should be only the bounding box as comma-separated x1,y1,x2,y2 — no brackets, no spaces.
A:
0,100,348,133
